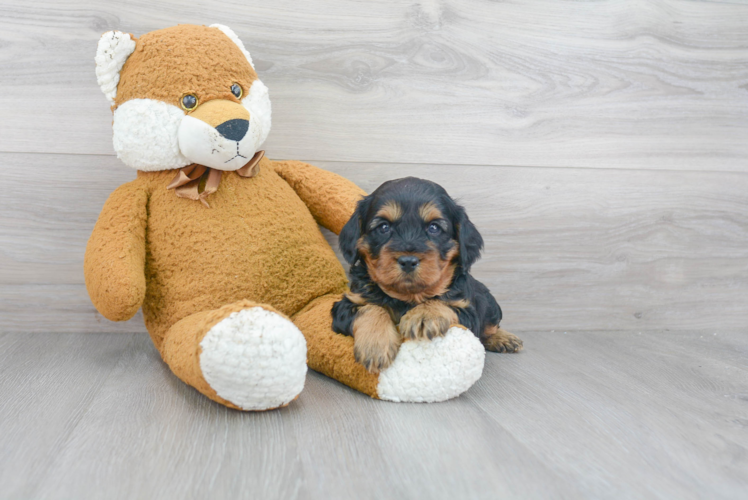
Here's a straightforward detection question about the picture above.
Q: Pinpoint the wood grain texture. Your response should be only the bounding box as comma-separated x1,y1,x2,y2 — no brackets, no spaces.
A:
0,330,743,499
0,332,137,499
0,0,747,170
2,3,747,499
466,330,748,499
2,151,746,333
0,284,146,333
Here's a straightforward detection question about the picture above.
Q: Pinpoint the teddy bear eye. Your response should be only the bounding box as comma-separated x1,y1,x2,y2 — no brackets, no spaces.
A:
231,83,242,99
181,94,198,111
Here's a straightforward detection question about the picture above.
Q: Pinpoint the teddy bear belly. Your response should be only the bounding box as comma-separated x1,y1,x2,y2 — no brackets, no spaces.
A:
140,169,348,344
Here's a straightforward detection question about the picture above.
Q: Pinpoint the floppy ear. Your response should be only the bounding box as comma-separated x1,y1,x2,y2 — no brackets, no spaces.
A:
339,196,370,265
456,206,484,272
95,31,137,105
210,24,255,69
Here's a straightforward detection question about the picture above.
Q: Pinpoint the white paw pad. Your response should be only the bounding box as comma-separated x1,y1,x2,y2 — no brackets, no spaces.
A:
377,326,485,403
199,307,307,410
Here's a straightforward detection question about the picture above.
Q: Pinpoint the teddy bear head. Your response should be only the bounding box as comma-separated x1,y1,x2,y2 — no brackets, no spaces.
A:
95,24,271,172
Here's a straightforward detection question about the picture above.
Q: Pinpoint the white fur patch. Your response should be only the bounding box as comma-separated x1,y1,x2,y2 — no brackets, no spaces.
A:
243,79,272,149
178,115,258,171
95,31,136,105
210,24,255,69
377,327,485,403
200,307,307,411
110,81,271,171
112,99,190,171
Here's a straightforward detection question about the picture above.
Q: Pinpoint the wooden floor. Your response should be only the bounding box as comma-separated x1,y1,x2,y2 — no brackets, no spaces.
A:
2,0,748,498
1,330,746,499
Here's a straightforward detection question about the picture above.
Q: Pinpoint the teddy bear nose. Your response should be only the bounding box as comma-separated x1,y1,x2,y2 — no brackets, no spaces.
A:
215,119,249,142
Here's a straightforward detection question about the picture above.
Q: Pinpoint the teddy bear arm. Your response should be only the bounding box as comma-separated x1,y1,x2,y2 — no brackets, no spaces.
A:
84,181,148,322
272,160,366,235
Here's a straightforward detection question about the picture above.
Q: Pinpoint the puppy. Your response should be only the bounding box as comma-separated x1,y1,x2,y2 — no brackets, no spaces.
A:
332,177,522,373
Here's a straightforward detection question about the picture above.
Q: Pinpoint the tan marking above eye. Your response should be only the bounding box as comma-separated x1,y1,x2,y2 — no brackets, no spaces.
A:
419,202,443,222
376,201,403,222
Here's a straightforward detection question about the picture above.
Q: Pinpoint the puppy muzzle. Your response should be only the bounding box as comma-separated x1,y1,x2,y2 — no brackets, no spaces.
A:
397,255,420,273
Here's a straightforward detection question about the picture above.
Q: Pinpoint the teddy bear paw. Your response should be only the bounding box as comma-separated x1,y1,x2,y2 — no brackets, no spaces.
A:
199,307,307,410
376,326,485,403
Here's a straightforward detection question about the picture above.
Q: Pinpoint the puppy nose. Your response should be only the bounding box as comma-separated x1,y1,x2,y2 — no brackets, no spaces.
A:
215,119,249,141
397,256,420,273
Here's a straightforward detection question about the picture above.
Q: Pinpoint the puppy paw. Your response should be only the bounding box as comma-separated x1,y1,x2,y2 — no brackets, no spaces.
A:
399,300,459,341
352,305,402,373
482,326,523,353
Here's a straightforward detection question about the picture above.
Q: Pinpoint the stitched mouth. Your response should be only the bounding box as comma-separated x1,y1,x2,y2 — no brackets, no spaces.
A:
224,142,248,163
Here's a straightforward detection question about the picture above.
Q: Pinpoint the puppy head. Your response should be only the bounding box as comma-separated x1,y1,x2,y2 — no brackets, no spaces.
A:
95,24,271,171
339,177,483,301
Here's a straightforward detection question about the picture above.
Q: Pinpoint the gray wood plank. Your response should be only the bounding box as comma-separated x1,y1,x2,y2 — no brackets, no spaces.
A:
2,151,747,333
30,332,582,500
0,152,135,286
467,330,748,499
0,285,146,334
0,332,137,499
1,1,747,170
0,330,744,499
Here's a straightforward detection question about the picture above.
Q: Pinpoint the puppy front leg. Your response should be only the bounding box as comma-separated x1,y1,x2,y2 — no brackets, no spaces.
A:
399,300,459,341
352,305,401,373
482,325,523,353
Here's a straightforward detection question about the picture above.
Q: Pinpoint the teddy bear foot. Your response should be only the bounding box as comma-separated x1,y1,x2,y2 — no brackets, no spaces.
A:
294,294,486,403
376,326,485,403
162,302,307,411
200,307,307,410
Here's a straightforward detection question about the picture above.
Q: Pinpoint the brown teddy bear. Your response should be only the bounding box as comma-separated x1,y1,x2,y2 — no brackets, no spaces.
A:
86,24,485,410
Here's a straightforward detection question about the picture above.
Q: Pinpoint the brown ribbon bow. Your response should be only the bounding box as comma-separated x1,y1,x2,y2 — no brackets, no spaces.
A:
167,150,265,208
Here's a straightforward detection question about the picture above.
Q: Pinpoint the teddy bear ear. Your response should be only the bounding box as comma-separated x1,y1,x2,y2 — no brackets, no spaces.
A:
210,24,255,70
95,31,137,105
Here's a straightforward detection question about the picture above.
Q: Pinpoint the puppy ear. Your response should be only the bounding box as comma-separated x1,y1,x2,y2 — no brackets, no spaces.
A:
456,206,483,272
339,196,370,265
95,31,137,105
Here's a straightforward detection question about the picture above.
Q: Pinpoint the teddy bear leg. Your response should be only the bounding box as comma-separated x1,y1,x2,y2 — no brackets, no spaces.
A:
292,294,381,398
160,300,307,411
292,294,486,403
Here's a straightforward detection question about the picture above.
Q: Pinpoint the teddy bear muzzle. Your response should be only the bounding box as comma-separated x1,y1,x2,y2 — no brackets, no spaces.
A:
178,98,258,171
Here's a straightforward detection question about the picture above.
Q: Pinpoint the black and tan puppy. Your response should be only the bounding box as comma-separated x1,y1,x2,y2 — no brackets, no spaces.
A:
332,177,522,373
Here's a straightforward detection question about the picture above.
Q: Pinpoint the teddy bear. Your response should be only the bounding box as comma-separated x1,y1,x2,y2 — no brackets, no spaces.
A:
86,23,485,410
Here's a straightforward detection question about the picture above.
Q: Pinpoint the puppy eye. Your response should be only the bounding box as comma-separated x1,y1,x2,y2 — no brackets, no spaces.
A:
427,223,442,235
181,94,198,111
231,83,243,99
377,222,391,234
